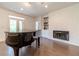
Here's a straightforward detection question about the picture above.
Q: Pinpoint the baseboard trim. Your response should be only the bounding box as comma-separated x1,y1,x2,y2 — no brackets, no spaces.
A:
53,39,79,47
42,36,79,47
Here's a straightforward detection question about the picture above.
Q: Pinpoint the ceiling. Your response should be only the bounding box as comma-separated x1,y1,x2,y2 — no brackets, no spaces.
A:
0,2,78,17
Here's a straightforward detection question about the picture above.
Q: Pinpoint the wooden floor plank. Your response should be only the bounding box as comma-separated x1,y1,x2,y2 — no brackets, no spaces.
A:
0,38,79,56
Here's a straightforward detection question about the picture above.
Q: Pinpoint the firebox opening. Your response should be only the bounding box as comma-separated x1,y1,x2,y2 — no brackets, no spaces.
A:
53,30,69,41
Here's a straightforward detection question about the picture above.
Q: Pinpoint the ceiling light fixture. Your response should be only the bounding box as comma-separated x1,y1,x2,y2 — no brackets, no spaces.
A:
23,2,31,7
45,5,48,8
20,8,24,11
40,2,48,8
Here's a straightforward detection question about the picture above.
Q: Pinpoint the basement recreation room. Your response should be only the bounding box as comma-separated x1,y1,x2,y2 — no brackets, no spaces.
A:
0,1,79,57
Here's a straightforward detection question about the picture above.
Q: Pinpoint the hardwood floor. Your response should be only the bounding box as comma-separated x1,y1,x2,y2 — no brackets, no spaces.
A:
0,37,79,56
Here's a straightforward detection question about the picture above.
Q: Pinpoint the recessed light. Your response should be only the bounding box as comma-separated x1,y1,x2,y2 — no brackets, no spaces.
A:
45,5,48,8
23,2,31,7
20,8,24,11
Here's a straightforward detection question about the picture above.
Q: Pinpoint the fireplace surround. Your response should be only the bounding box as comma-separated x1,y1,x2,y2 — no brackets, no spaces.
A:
53,30,69,41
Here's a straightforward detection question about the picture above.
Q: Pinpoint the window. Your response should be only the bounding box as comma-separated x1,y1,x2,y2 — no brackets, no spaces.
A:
35,21,39,30
10,19,17,32
9,15,24,32
19,20,23,32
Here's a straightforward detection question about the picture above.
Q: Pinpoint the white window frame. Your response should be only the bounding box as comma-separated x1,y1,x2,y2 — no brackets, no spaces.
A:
9,15,24,32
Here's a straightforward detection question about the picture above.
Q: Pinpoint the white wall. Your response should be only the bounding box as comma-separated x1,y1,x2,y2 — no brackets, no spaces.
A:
0,8,35,42
23,17,36,31
41,4,79,46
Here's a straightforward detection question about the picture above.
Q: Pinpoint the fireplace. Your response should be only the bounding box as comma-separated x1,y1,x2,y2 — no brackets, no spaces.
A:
53,30,69,41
